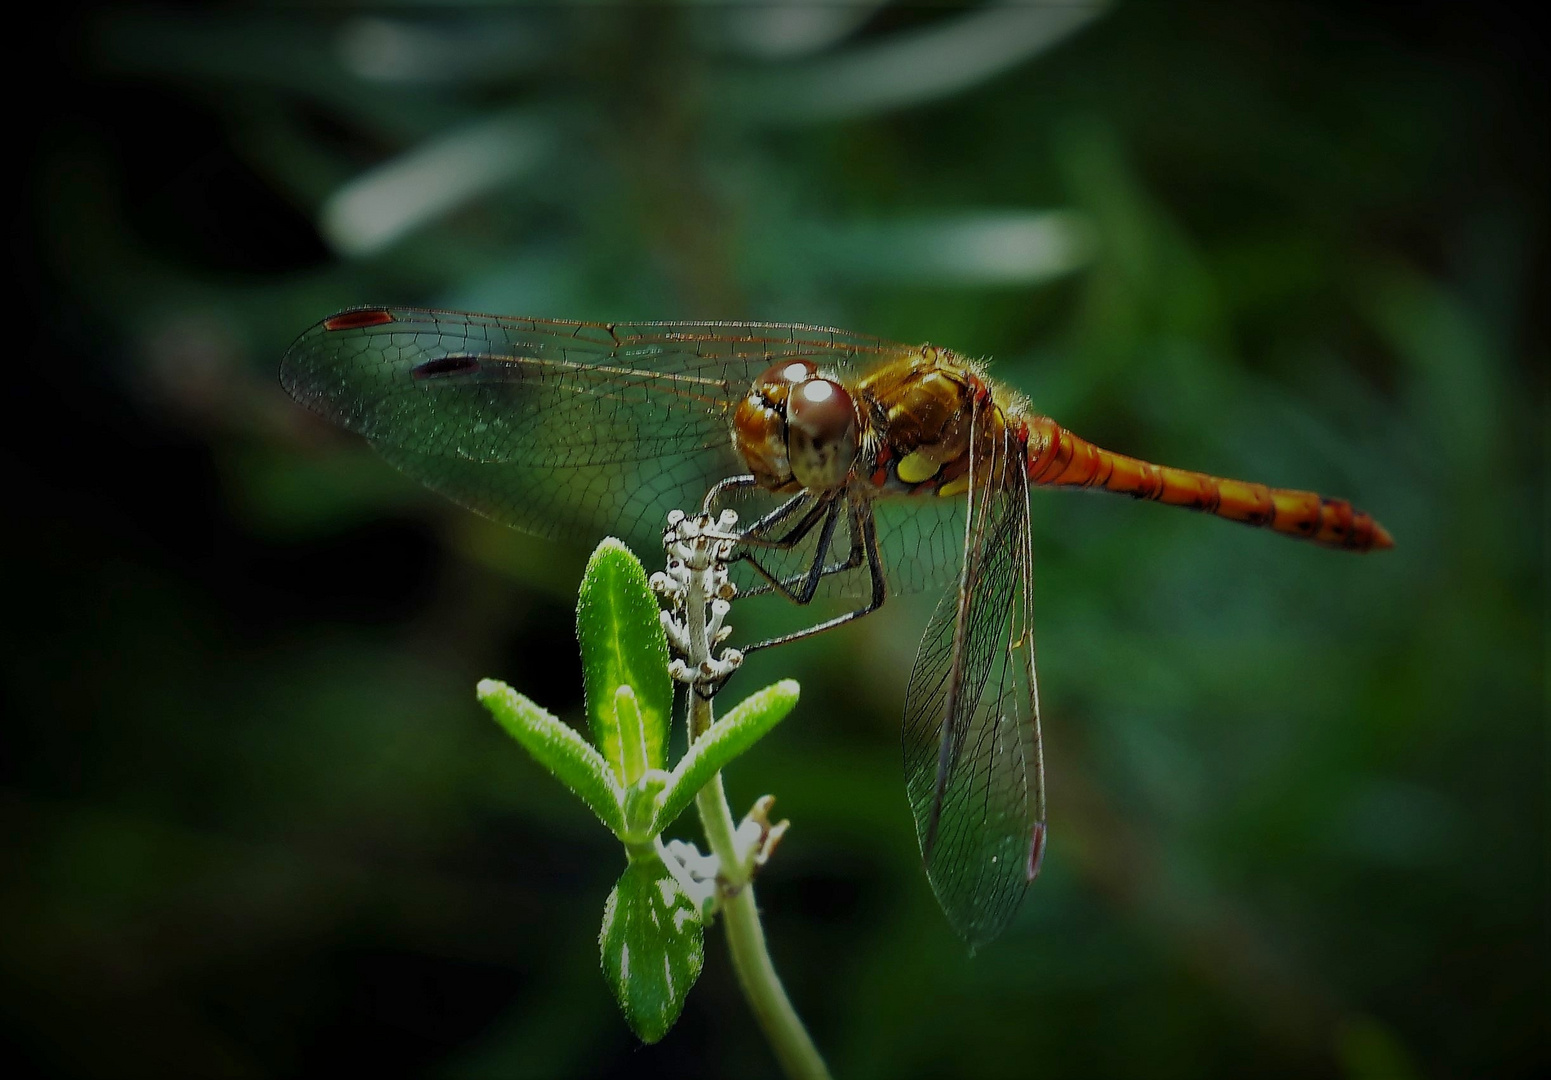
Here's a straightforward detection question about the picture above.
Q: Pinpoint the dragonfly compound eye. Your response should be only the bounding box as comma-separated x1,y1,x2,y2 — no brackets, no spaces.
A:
759,359,819,388
787,378,860,491
733,391,796,492
732,360,829,492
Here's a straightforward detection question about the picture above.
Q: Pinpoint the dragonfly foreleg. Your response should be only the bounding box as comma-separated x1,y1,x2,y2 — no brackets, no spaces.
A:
743,498,831,550
737,502,867,601
741,490,819,540
701,476,833,552
701,474,761,517
736,499,845,605
740,502,886,655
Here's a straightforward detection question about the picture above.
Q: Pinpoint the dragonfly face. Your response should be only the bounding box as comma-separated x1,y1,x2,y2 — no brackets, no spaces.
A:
282,306,1392,949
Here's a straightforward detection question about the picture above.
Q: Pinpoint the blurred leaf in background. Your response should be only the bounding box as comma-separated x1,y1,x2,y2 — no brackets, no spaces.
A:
4,2,1544,1078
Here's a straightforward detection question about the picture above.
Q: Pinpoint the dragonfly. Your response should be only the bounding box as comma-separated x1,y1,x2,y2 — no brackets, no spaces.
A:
281,307,1393,948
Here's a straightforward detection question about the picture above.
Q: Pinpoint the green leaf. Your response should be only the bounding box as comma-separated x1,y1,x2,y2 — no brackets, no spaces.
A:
478,679,624,834
654,680,800,833
599,850,705,1043
614,684,649,786
577,539,672,784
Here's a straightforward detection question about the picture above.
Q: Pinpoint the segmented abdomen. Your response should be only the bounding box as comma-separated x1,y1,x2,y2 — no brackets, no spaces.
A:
1022,416,1393,551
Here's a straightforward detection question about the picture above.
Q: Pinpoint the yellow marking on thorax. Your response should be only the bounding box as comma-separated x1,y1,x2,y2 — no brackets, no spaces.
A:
896,450,941,484
937,475,971,498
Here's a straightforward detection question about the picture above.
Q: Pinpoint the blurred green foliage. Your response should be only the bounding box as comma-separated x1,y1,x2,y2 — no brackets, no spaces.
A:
4,2,1544,1078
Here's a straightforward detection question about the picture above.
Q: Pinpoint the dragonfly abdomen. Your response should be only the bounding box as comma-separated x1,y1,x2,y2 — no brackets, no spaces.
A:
1023,416,1393,551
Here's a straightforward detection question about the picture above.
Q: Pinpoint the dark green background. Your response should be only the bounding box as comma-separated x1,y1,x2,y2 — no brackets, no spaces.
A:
5,3,1544,1077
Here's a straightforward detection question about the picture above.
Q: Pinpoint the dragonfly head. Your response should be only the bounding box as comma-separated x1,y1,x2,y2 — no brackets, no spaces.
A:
734,360,862,493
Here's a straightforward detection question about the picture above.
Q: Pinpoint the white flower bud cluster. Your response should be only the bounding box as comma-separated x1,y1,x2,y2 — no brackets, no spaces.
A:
660,837,719,913
651,509,744,688
659,796,788,911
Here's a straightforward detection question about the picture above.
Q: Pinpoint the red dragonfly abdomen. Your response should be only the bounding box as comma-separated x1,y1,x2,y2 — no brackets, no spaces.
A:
1023,416,1393,551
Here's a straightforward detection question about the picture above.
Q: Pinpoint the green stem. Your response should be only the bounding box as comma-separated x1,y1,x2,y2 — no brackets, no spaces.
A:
690,692,831,1080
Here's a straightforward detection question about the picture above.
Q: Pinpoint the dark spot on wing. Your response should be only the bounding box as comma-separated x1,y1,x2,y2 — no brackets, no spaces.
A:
412,355,482,380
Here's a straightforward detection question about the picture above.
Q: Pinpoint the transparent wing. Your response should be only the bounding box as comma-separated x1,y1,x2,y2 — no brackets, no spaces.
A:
280,307,899,550
873,493,968,596
901,407,1046,949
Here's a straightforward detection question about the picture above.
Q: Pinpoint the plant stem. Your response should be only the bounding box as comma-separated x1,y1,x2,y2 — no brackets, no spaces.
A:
679,525,830,1080
690,693,831,1080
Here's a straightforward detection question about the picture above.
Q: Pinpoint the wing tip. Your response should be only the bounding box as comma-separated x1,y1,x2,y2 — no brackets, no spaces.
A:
1026,820,1047,882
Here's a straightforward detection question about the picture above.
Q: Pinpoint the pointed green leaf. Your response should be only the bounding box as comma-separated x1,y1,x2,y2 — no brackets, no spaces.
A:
577,539,671,783
478,679,624,834
654,680,800,833
614,684,649,786
599,850,704,1043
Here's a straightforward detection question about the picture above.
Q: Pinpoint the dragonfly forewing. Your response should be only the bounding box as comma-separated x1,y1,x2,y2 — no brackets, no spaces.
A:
282,308,884,549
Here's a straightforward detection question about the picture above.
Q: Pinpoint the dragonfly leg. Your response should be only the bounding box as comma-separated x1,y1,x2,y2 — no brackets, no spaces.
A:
704,476,819,542
744,498,831,550
736,499,867,600
701,474,761,516
701,475,838,553
690,478,860,599
740,502,886,655
741,491,818,540
719,496,832,601
736,500,844,604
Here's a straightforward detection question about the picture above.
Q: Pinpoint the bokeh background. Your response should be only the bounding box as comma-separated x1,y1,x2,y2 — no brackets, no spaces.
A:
5,2,1545,1077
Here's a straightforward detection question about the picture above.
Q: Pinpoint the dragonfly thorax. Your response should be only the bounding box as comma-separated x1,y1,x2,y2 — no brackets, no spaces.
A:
733,360,862,494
